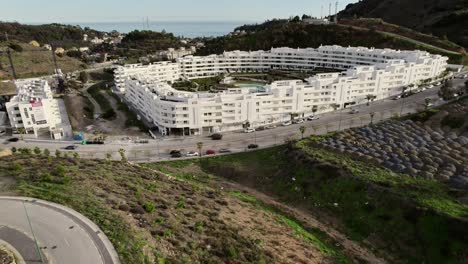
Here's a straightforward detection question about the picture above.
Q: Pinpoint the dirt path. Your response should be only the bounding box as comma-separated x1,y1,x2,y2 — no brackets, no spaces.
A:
217,180,387,264
81,83,102,118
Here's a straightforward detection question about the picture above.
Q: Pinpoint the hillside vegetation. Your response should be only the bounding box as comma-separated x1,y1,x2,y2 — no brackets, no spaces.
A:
0,153,351,264
0,22,105,49
197,20,464,64
0,43,86,80
339,0,468,49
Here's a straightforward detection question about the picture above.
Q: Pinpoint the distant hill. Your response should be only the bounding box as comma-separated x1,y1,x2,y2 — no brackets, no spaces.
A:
197,20,464,64
0,43,86,80
339,0,468,49
0,22,106,49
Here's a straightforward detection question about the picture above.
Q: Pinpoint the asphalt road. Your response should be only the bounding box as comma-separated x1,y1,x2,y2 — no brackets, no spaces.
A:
2,72,467,162
0,197,119,264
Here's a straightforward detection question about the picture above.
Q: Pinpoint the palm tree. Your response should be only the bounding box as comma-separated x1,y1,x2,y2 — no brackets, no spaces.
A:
17,127,26,140
299,126,306,139
400,86,408,116
424,98,432,110
366,94,376,106
197,142,203,157
330,103,343,131
369,112,375,125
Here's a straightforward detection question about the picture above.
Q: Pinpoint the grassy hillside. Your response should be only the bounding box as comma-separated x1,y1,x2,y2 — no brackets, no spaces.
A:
339,0,468,49
0,22,105,49
154,142,468,263
0,43,86,80
197,20,464,64
0,153,351,264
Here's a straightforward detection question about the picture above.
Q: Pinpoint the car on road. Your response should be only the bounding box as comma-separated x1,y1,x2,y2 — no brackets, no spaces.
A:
265,125,277,129
307,115,319,121
435,82,442,86
392,95,402,100
64,145,77,150
218,148,232,154
244,128,255,133
282,121,292,126
170,150,183,158
206,149,216,155
349,109,360,114
186,151,199,157
248,144,259,149
7,137,19,142
293,119,304,124
210,133,223,140
427,84,434,89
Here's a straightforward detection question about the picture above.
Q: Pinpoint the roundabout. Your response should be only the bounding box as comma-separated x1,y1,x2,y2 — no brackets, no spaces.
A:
0,197,119,264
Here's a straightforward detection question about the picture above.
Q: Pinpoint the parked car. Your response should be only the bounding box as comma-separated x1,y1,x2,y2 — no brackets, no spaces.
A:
256,126,266,131
186,151,199,157
435,82,442,86
392,95,402,100
349,109,360,114
265,125,277,129
64,145,77,150
293,119,304,124
206,149,216,155
170,150,181,155
281,121,292,126
218,148,232,154
427,84,434,89
170,150,182,158
244,128,255,133
7,137,19,142
248,144,259,149
210,133,223,140
85,140,104,145
307,115,319,121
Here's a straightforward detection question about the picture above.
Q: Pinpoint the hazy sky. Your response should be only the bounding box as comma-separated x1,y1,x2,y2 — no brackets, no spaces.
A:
0,0,358,23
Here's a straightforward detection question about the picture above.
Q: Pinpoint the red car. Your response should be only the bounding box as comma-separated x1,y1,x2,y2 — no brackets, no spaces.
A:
205,149,216,155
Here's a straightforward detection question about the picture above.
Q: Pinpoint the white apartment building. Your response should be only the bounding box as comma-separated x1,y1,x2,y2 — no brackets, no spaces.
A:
6,79,72,139
115,45,448,136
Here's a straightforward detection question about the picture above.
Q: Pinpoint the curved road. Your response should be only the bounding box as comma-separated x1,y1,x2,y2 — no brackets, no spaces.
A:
0,196,119,264
2,73,467,162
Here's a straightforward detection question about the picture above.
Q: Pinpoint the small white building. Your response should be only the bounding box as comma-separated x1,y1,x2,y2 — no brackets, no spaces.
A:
303,18,331,25
5,79,72,140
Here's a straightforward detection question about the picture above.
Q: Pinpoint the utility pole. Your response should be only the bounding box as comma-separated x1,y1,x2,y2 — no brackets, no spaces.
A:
4,32,17,79
146,17,150,30
6,48,17,80
321,5,323,19
329,3,332,19
335,1,339,24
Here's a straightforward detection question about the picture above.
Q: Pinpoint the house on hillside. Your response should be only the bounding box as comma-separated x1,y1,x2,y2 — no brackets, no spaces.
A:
43,44,52,51
54,47,65,55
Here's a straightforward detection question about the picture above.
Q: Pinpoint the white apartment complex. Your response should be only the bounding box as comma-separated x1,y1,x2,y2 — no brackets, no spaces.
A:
115,45,447,136
6,79,72,139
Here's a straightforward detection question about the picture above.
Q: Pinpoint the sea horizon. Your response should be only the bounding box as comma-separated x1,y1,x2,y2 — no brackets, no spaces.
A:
29,20,259,38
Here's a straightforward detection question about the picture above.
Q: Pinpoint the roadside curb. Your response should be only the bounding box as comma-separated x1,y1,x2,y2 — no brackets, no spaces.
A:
0,196,120,264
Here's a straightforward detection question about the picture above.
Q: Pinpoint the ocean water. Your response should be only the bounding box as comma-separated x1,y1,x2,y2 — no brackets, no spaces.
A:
75,21,254,37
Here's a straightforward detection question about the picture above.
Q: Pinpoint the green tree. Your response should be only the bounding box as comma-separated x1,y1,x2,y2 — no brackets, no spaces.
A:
43,148,50,157
33,147,41,155
11,147,17,153
55,149,61,158
119,148,127,162
79,71,89,83
424,98,432,109
299,126,306,139
197,142,203,158
366,94,376,106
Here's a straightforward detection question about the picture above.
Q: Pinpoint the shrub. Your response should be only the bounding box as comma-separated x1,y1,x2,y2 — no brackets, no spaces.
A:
41,173,52,182
101,109,116,120
19,148,31,155
55,149,61,158
53,164,66,177
43,149,50,157
441,115,465,129
33,147,41,155
8,43,23,52
73,152,80,159
11,147,17,153
12,163,22,171
143,201,156,213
